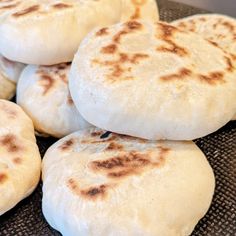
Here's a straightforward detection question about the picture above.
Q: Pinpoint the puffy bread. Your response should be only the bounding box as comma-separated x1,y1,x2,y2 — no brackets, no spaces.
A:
173,14,236,121
121,0,159,22
0,100,41,215
0,54,25,83
0,55,25,100
0,74,15,100
17,63,91,138
69,20,236,140
42,128,215,236
0,0,122,65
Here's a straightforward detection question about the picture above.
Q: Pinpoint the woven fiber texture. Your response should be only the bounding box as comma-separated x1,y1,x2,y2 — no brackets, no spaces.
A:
0,1,235,235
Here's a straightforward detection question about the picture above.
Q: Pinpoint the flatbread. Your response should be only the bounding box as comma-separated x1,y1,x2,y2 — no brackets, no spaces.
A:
0,99,41,216
42,128,215,236
173,14,236,121
17,63,91,138
0,0,158,66
0,55,25,100
69,20,236,140
121,0,159,22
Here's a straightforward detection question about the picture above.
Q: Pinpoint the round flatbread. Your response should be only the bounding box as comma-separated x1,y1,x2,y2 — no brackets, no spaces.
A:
0,55,25,100
17,63,91,138
0,99,41,216
69,20,236,140
42,128,215,236
172,14,236,121
0,0,158,65
121,0,159,22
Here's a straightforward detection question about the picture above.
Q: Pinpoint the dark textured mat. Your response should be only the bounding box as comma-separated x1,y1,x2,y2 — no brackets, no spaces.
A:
0,1,235,235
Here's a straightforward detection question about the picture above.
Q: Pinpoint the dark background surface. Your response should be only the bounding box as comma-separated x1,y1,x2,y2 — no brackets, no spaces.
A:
0,1,235,235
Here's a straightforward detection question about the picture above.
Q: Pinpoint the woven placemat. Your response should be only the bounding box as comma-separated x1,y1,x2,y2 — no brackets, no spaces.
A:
0,1,235,235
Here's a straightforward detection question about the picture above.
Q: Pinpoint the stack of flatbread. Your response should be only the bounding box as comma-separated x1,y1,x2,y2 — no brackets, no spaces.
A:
0,0,235,235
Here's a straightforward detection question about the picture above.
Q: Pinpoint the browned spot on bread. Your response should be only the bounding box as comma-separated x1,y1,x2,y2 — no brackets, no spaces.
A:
101,44,117,54
96,27,109,36
199,17,207,22
132,0,146,5
207,40,219,48
0,2,18,9
113,21,142,43
0,173,7,184
38,75,55,95
13,157,22,164
130,53,149,63
225,56,234,72
59,139,75,151
91,131,104,137
157,39,188,57
59,74,68,83
0,134,22,153
80,185,108,200
93,52,148,81
198,72,225,85
113,30,129,43
52,3,72,9
160,68,192,81
131,7,140,20
177,22,187,28
126,21,142,30
67,178,109,200
158,22,178,38
222,21,235,32
67,95,74,105
12,5,40,17
0,104,17,119
105,142,123,151
90,148,168,179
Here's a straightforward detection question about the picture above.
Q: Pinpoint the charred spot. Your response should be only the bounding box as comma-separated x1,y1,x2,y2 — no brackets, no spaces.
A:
38,74,55,95
59,139,74,151
12,5,40,17
0,134,22,153
225,56,234,72
105,142,123,151
101,44,117,54
0,173,7,184
100,131,111,139
80,185,107,199
160,68,192,81
56,63,70,70
91,151,150,171
96,27,109,36
198,72,225,85
52,3,72,9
